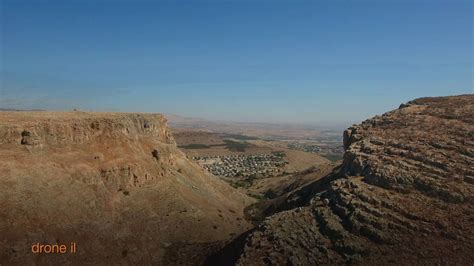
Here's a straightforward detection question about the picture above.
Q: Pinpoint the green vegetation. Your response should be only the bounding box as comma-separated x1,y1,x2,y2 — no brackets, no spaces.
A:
247,193,266,200
178,137,255,152
178,144,211,149
322,153,343,162
223,139,251,152
247,190,278,201
271,151,286,157
231,180,252,189
230,174,257,189
221,133,259,140
264,189,278,199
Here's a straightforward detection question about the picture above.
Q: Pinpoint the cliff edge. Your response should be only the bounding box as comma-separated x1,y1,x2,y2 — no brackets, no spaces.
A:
210,95,474,265
0,111,254,264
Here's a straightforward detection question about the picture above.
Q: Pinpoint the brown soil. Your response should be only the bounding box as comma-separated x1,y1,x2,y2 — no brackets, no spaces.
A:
208,95,474,265
0,111,254,264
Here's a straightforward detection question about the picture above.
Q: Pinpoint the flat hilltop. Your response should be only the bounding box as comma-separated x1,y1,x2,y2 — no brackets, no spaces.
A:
0,110,166,124
0,111,254,264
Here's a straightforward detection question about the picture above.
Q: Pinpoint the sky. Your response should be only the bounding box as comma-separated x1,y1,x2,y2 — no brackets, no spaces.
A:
0,0,472,125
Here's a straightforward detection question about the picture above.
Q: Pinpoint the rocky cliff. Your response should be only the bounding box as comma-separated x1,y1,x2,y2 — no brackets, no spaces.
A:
0,111,253,264
209,95,474,265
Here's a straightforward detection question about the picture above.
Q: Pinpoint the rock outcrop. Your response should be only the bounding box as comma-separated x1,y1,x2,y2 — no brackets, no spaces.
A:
209,95,474,265
0,112,254,264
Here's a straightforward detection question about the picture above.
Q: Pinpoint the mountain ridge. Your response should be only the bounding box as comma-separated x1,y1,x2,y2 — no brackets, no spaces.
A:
0,111,254,264
208,94,474,265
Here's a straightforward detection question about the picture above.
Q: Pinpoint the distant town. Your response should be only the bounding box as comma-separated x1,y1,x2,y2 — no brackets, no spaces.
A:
193,152,287,178
287,141,344,161
287,142,322,153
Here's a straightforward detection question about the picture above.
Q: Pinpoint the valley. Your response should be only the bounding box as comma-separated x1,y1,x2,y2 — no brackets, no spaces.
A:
2,0,471,264
0,95,472,265
172,129,337,201
208,95,474,265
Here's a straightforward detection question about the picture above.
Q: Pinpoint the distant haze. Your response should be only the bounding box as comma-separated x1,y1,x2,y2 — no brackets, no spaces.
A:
1,0,472,124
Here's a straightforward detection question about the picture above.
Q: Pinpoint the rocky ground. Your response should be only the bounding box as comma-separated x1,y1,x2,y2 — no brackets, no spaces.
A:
208,95,474,265
0,111,254,264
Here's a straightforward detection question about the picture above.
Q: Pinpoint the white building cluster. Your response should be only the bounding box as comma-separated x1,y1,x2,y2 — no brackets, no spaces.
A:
193,153,286,178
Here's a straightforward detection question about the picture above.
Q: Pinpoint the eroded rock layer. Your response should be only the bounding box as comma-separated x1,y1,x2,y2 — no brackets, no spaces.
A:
0,112,253,264
215,95,474,265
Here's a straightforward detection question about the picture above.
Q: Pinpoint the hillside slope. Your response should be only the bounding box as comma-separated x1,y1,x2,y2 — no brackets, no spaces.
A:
209,95,474,265
0,112,254,264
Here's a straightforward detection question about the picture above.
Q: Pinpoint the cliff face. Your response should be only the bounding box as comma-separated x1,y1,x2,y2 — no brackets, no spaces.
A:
212,95,474,265
342,95,473,202
0,112,174,146
0,112,253,264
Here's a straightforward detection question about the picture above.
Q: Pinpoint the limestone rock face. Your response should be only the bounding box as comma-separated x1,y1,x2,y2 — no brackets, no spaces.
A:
342,96,473,201
0,112,253,265
210,95,474,265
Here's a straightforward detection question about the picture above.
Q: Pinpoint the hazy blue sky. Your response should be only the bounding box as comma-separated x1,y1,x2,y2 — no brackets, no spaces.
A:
1,0,472,125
